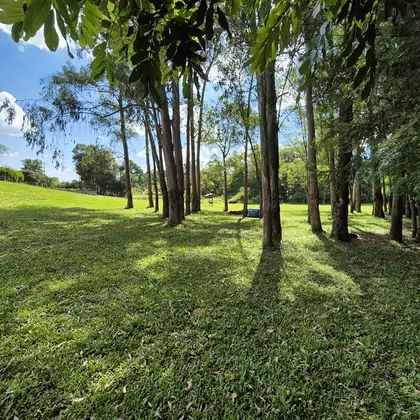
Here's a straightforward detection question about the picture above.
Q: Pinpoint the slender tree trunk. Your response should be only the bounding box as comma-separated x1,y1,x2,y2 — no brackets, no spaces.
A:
242,78,253,219
152,147,159,212
243,130,249,218
145,122,154,208
149,105,169,217
306,81,323,233
382,178,387,213
390,192,403,242
159,87,182,226
328,149,336,218
118,93,133,209
265,62,281,244
389,192,393,215
223,155,228,212
196,52,217,212
353,144,362,212
332,100,353,241
257,73,273,247
185,93,191,215
405,196,412,218
147,117,168,218
410,198,418,238
171,78,184,219
190,73,199,213
372,180,385,217
416,202,420,241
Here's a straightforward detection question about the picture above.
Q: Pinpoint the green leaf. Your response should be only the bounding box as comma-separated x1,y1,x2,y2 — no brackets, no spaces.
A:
182,71,190,99
11,21,23,42
106,54,116,85
23,0,52,39
353,66,368,89
216,7,231,38
44,9,59,51
346,43,364,67
0,0,25,24
298,59,310,75
205,3,214,40
196,0,207,25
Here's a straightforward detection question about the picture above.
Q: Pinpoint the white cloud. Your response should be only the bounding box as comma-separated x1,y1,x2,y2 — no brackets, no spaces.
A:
136,150,145,158
45,166,77,182
0,23,67,51
0,152,19,158
0,91,26,136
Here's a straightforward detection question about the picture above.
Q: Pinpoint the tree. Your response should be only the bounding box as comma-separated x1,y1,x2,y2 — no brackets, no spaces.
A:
203,100,242,212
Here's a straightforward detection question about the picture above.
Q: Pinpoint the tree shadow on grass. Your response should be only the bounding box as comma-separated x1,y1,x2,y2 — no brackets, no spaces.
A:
1,205,420,418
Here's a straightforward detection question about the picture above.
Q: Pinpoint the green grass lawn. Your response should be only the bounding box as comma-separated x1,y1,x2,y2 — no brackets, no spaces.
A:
1,181,419,419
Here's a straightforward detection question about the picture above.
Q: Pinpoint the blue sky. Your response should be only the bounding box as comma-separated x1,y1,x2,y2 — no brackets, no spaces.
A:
0,26,160,181
0,24,296,181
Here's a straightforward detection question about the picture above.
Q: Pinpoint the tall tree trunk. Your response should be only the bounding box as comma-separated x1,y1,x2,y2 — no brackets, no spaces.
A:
265,62,281,244
332,100,353,241
146,115,168,218
328,149,336,217
390,192,403,242
416,202,420,241
306,81,323,233
382,178,387,213
242,78,254,219
372,181,385,217
152,145,159,212
159,87,182,226
149,104,169,218
145,122,154,208
389,192,393,215
223,155,228,212
243,130,249,218
196,48,218,212
185,92,191,216
257,73,273,247
190,73,199,213
353,144,362,212
350,181,354,214
410,198,418,238
354,181,362,213
171,78,184,219
118,93,133,209
405,196,412,218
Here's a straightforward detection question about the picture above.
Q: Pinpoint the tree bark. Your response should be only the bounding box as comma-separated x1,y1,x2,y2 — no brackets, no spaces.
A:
257,73,273,247
405,196,412,218
159,87,182,226
410,198,418,238
243,130,249,218
152,145,159,212
145,121,154,208
185,91,191,216
265,62,281,244
353,144,362,213
416,202,420,241
223,155,228,213
332,100,353,241
382,179,387,213
190,73,199,213
171,78,184,219
389,192,393,216
242,78,253,219
328,149,336,217
118,93,133,209
390,193,403,242
146,114,168,218
372,181,385,217
306,81,323,233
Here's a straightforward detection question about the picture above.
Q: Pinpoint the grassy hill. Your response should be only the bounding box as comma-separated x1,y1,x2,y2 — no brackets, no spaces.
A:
1,182,419,418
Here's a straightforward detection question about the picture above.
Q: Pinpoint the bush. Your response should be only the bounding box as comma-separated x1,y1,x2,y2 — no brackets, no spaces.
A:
0,167,24,183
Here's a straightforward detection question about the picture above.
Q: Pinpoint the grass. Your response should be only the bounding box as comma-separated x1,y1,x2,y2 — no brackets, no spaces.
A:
1,181,419,419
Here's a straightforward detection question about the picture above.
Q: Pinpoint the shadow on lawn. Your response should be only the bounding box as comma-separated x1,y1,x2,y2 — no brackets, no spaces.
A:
1,205,420,418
